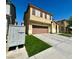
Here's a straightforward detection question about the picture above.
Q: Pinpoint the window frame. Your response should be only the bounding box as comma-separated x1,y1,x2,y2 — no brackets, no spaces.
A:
40,12,43,17
50,16,51,20
32,8,35,15
45,14,47,19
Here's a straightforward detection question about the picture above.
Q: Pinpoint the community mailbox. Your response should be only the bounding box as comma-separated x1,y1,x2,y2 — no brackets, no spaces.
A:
7,25,25,47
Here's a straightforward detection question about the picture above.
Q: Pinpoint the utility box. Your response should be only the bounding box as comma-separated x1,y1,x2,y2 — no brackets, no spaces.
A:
7,25,25,48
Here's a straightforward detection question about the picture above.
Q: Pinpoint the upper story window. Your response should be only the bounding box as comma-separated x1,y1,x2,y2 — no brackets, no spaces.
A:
32,8,35,15
32,8,52,20
50,16,52,20
36,10,40,17
6,4,10,15
40,12,43,17
47,14,50,20
45,14,47,19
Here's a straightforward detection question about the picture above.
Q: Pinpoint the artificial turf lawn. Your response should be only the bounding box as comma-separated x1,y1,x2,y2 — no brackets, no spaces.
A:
25,35,51,57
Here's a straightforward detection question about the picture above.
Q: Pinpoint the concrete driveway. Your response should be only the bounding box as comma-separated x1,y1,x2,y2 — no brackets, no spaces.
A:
32,34,72,59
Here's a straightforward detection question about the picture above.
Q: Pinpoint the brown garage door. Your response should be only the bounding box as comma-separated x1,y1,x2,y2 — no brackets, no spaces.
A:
32,25,48,34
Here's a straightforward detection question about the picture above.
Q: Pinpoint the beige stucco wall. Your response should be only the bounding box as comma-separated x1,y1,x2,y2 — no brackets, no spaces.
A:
48,25,51,33
30,15,51,24
51,22,56,33
29,7,51,24
57,24,59,33
28,24,32,34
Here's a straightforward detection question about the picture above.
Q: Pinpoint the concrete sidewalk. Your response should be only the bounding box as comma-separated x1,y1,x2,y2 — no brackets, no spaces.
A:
6,47,29,59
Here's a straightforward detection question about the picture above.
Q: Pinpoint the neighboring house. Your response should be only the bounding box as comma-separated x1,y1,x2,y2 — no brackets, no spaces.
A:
6,0,16,25
6,0,16,38
24,4,59,34
51,21,59,33
57,20,69,33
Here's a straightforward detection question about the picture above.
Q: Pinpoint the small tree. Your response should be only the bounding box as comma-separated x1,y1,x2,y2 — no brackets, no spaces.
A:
66,16,72,34
67,16,72,27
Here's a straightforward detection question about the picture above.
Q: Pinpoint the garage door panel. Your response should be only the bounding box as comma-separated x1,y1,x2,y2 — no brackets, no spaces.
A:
32,25,48,34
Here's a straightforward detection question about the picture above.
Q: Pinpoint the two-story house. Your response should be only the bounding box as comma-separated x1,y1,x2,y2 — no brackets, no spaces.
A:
24,4,59,34
57,20,69,33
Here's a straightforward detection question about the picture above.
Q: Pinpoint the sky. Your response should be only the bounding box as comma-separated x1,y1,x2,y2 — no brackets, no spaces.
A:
12,0,72,25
